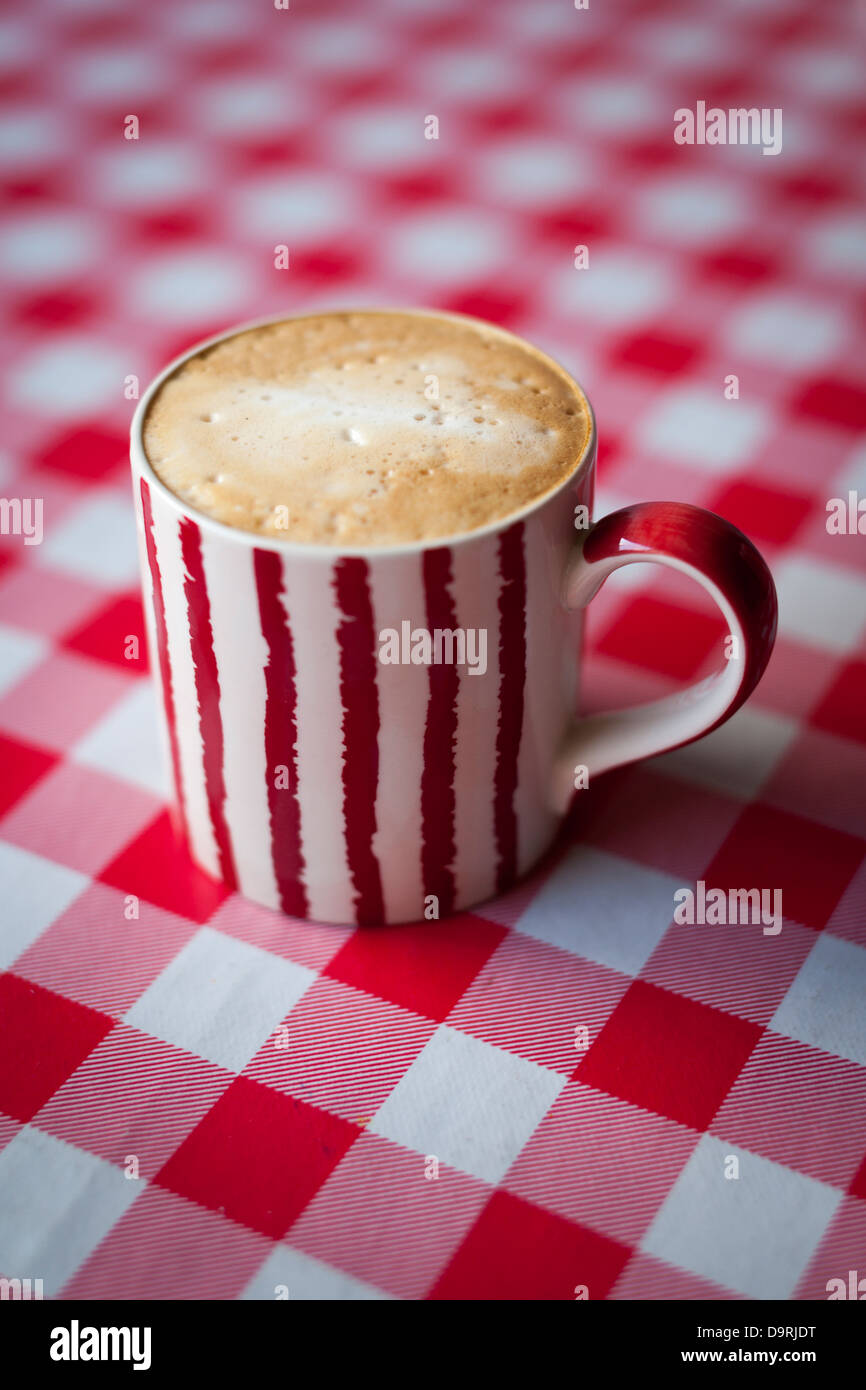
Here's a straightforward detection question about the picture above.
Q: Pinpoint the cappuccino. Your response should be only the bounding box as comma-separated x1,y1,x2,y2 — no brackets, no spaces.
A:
143,310,591,546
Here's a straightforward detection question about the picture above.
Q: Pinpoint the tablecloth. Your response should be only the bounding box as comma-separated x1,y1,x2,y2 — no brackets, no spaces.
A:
0,0,864,1300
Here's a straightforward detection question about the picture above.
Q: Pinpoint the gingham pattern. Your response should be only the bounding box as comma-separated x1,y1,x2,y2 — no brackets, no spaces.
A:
0,0,864,1301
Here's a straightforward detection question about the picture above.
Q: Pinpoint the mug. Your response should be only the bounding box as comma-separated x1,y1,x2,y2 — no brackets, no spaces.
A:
130,310,778,926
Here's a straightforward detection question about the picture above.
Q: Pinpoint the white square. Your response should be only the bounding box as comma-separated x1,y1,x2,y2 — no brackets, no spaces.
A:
632,18,738,69
657,704,798,800
638,175,747,246
478,136,594,207
642,1134,840,1299
555,75,662,136
7,335,123,417
808,212,866,283
94,140,208,209
517,845,681,975
0,841,88,969
543,247,675,328
640,386,771,471
724,290,846,369
241,1245,391,1301
0,209,102,286
129,248,254,325
234,170,356,245
74,679,168,796
124,927,315,1071
773,555,866,653
0,622,47,695
370,1026,564,1185
418,47,525,104
38,489,140,588
0,1127,141,1298
771,934,866,1067
387,206,512,284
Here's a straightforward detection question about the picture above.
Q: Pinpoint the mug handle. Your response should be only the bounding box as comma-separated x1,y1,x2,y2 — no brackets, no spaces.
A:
551,500,778,811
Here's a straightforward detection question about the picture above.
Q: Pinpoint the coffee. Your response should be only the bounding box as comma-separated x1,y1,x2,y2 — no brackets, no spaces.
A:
143,310,591,546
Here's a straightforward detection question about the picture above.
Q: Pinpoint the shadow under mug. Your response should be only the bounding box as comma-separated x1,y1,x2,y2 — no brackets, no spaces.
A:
130,310,778,926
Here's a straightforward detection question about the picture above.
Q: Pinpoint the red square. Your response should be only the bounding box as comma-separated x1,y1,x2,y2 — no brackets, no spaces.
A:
381,170,453,207
708,478,813,546
811,659,866,746
63,594,148,671
536,207,613,246
794,376,866,431
576,980,760,1131
700,247,777,284
596,595,724,682
441,287,528,330
13,288,96,329
134,210,207,243
279,244,363,285
703,803,864,932
156,1076,359,1239
0,974,113,1121
0,733,56,817
324,913,505,1021
37,425,127,480
100,811,229,924
611,330,701,378
431,1191,629,1300
780,172,848,207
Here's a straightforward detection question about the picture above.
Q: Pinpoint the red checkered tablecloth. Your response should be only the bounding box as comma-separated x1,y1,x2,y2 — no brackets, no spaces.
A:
1,0,865,1301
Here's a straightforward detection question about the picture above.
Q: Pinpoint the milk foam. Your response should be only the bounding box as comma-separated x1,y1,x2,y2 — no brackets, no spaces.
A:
143,312,591,546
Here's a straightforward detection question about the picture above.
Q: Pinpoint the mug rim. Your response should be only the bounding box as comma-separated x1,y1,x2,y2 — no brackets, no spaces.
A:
130,305,598,560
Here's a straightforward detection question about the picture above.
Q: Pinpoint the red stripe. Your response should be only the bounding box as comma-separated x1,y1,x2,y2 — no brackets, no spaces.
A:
333,557,385,925
179,518,237,889
253,548,308,919
421,547,459,917
494,522,527,894
139,479,188,841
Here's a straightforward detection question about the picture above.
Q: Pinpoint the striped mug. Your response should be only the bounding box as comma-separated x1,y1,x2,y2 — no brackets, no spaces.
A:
131,311,777,926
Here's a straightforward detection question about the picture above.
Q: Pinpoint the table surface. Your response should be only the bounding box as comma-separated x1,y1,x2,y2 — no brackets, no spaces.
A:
0,0,864,1301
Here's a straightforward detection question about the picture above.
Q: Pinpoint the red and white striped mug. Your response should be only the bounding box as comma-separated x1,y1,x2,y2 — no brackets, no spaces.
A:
131,312,777,926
